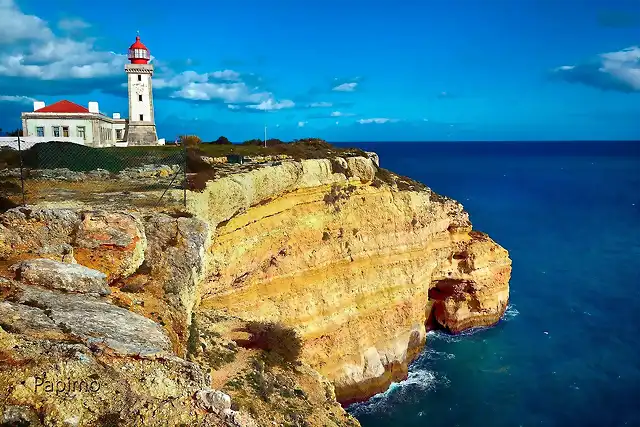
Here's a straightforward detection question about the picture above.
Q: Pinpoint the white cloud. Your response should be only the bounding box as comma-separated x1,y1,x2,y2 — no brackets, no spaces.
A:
330,111,354,117
210,69,241,81
152,70,293,109
172,81,266,103
0,0,125,80
357,118,397,124
599,46,640,90
309,101,332,107
298,121,307,127
57,18,90,32
0,94,36,103
554,46,640,92
0,0,294,109
246,99,295,111
0,0,51,44
333,82,357,92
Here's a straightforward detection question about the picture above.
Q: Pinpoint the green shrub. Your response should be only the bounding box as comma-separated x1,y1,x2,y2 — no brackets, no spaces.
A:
180,135,201,147
245,321,303,365
213,136,232,145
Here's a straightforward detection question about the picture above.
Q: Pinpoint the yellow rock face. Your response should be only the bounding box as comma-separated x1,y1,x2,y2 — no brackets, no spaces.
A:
194,156,512,403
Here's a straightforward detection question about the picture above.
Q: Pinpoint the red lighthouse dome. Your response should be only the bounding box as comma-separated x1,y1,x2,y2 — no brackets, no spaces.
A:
128,35,150,64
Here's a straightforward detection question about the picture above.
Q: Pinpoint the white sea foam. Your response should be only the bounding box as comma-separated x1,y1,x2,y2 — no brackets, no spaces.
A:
503,303,520,321
424,347,456,360
348,304,519,416
348,368,448,416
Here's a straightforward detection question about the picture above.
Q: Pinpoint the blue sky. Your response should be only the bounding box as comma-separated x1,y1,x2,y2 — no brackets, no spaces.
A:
0,0,639,141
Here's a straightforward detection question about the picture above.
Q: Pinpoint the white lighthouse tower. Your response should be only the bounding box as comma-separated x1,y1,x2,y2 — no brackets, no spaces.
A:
124,33,158,145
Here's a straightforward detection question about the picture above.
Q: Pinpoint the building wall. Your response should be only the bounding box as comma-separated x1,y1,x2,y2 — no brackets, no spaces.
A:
113,120,127,141
21,114,128,148
23,117,95,145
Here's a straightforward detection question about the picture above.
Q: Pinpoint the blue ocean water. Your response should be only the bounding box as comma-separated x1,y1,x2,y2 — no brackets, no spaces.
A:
340,141,640,427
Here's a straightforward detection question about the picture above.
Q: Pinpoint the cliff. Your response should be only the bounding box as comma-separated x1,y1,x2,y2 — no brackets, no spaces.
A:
0,153,511,426
186,156,510,402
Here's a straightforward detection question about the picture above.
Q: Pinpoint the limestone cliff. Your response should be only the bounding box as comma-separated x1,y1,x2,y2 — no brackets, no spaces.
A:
187,156,511,403
0,153,511,425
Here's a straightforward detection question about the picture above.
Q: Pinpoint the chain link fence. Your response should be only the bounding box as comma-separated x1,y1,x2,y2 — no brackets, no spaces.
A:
1,139,187,212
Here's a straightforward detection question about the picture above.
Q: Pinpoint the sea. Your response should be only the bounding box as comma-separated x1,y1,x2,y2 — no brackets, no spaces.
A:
337,141,640,427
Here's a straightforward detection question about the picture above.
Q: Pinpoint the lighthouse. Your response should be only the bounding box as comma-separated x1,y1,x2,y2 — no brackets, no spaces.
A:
124,33,158,145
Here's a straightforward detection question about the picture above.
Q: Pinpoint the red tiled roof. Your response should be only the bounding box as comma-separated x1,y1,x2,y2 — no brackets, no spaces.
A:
35,100,90,113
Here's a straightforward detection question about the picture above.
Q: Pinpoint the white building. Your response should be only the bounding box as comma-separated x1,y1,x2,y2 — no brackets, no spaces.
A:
18,34,160,148
20,100,126,147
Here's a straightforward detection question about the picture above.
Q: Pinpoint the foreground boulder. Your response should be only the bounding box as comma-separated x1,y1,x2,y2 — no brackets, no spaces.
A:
73,211,147,283
10,259,110,296
0,208,146,284
3,278,171,357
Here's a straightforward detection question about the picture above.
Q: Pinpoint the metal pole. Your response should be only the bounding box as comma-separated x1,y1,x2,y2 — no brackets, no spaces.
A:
17,133,25,206
264,125,267,148
183,137,187,207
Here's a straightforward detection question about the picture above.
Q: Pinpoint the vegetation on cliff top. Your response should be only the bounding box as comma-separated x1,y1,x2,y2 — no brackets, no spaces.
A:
0,138,366,172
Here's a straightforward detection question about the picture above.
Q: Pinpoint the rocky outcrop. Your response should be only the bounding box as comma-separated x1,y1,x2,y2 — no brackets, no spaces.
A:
0,153,511,424
4,277,171,357
10,259,110,295
0,209,146,283
428,231,511,333
73,210,147,283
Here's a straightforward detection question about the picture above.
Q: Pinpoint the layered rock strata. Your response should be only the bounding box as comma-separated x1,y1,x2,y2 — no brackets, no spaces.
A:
187,156,511,402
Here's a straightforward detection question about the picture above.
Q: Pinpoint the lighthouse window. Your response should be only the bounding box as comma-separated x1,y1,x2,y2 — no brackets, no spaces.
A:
139,114,144,121
52,126,60,137
36,127,44,137
137,75,142,81
77,126,86,140
62,126,69,137
138,95,143,101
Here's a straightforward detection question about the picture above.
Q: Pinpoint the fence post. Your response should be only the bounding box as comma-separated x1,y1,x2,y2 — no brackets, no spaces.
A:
17,134,25,206
183,139,187,208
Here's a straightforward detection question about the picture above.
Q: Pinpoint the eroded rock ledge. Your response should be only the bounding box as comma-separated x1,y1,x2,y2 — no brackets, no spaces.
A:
0,154,511,425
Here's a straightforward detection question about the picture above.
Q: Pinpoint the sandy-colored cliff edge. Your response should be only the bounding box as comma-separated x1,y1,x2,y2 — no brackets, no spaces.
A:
0,154,510,426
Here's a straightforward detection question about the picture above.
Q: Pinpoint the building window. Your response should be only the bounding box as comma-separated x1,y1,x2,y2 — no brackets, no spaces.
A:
138,95,143,101
137,74,142,81
36,127,44,137
62,126,69,137
139,114,144,121
52,126,60,137
116,129,122,140
77,126,86,140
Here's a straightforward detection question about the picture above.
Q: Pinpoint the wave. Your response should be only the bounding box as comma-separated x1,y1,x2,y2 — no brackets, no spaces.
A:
348,304,519,416
348,368,448,416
